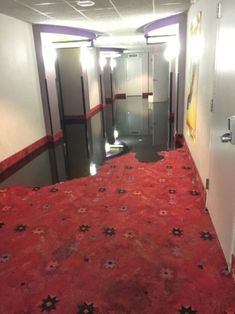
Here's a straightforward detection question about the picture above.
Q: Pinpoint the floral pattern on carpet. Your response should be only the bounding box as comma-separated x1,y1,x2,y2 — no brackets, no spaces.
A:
0,148,235,313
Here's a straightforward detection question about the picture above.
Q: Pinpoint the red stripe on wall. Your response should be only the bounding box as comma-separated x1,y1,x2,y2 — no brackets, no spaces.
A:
86,104,104,119
114,93,126,99
105,98,113,104
0,130,63,175
64,103,105,122
142,92,153,99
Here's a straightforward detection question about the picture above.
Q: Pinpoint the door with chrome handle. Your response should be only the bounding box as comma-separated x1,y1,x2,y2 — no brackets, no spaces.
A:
221,133,232,143
220,116,235,145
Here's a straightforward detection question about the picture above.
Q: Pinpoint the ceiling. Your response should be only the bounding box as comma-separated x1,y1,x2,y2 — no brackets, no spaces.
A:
0,0,191,48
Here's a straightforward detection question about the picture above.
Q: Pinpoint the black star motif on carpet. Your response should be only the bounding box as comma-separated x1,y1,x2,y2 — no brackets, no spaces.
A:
32,186,40,191
98,187,106,192
172,228,183,236
200,231,214,240
0,221,5,228
77,302,95,314
39,295,59,312
125,165,133,169
169,188,176,194
104,227,116,236
50,188,59,192
197,263,204,270
110,165,117,168
183,166,191,170
117,188,126,194
79,224,90,232
190,190,200,196
103,259,117,269
178,305,197,313
0,254,10,263
202,207,209,214
166,165,173,169
15,224,27,232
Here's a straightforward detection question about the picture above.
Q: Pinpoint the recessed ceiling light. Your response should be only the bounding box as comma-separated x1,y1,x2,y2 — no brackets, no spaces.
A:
77,0,95,7
34,2,56,5
161,2,183,5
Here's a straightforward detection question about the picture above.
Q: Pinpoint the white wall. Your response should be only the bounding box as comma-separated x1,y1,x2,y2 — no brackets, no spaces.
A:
113,57,126,94
86,48,101,108
152,47,169,102
184,0,217,186
0,14,46,162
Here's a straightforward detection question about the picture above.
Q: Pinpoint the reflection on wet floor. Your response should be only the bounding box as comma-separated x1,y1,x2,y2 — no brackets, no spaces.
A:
120,136,165,163
0,102,177,188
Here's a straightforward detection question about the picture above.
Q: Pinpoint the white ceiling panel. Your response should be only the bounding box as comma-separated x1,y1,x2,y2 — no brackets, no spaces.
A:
114,0,153,14
0,0,191,48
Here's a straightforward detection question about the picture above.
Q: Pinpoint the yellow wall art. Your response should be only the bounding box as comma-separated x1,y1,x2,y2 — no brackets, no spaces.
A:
186,12,202,141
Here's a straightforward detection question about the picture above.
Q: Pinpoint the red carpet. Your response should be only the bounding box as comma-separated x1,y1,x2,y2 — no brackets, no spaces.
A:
0,148,235,313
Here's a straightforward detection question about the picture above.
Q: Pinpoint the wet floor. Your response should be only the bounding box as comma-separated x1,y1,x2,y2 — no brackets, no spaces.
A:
0,102,176,188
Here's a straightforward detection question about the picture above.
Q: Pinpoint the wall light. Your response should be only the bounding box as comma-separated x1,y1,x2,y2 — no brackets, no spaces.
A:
146,35,176,45
41,38,57,69
80,47,94,70
90,162,97,176
99,56,107,70
77,0,95,7
110,58,117,71
105,142,111,153
114,129,119,140
100,51,121,58
164,38,180,61
53,40,93,49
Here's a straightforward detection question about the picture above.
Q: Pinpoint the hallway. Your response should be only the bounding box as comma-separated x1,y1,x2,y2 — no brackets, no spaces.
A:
1,147,235,313
1,0,235,312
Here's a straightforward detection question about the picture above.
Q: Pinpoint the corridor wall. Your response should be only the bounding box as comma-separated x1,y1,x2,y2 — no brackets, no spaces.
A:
0,14,46,162
184,0,217,186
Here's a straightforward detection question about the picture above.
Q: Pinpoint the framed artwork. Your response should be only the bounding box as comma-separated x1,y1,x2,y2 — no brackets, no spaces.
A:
186,12,202,141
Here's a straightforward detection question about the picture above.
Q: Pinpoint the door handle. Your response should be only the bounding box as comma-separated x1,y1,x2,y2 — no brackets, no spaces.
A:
221,132,232,143
220,116,235,144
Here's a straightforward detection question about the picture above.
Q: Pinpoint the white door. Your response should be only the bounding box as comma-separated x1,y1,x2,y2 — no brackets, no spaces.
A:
207,0,235,268
152,53,169,102
126,57,142,96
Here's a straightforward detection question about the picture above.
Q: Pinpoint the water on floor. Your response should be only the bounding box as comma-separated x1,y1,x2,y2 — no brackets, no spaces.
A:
0,102,177,188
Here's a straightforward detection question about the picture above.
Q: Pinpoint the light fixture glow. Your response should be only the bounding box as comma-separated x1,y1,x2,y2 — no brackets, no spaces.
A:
164,38,180,61
146,35,176,45
114,129,119,140
100,51,121,58
105,142,111,153
99,56,107,70
53,40,92,49
80,47,94,70
42,43,57,68
35,2,56,5
110,58,117,71
77,0,95,7
148,24,179,37
90,163,97,176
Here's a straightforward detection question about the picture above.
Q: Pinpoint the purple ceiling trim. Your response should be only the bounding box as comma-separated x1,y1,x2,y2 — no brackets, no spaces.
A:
34,24,97,39
100,47,124,53
144,12,185,36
